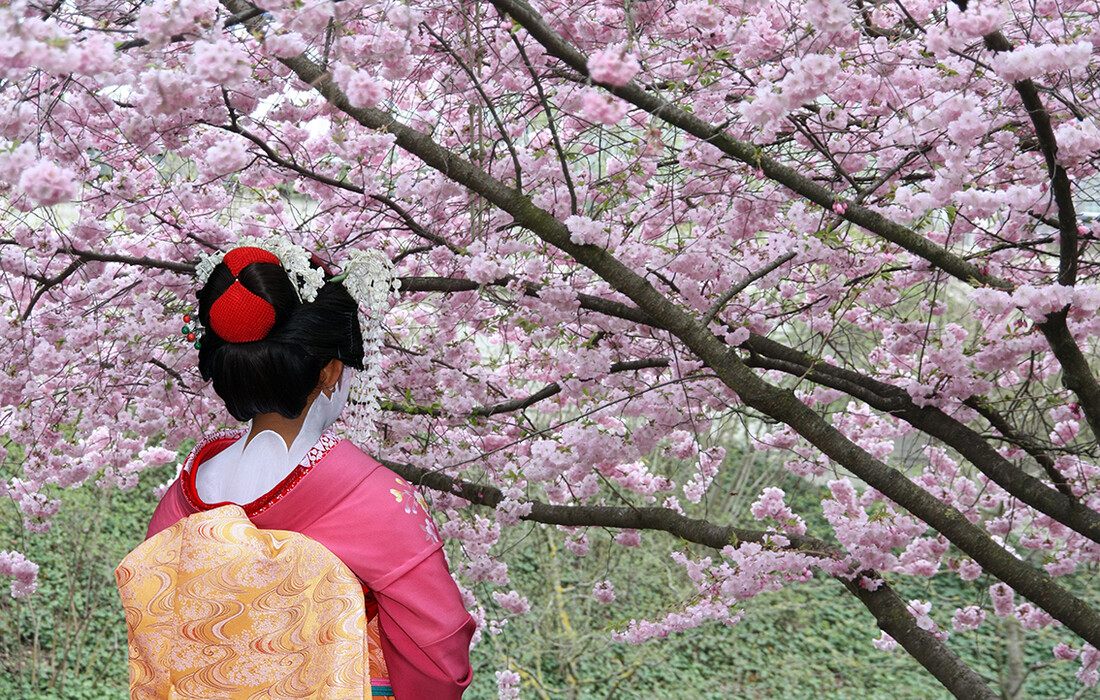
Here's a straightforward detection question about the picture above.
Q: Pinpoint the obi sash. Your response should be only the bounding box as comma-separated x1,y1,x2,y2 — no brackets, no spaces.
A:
117,505,392,699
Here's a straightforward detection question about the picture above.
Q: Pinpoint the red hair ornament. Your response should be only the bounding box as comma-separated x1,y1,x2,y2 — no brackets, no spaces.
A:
208,247,281,343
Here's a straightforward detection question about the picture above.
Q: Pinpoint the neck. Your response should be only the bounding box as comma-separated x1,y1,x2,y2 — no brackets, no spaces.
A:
249,407,310,450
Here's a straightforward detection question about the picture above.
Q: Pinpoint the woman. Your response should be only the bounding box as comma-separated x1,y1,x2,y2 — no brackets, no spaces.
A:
118,243,474,699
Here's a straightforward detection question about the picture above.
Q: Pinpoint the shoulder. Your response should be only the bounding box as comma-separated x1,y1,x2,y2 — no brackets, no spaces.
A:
309,445,443,547
318,443,431,516
147,429,246,537
310,435,387,482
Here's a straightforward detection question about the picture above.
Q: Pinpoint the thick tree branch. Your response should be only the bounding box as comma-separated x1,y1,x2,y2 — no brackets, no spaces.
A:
742,333,1100,542
983,30,1079,287
979,31,1100,442
380,453,829,550
1037,311,1100,442
840,575,998,700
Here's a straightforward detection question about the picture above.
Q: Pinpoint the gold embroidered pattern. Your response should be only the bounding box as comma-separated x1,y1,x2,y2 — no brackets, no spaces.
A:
117,505,370,699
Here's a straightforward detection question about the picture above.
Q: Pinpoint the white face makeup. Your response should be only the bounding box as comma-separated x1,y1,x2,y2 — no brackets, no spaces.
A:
312,365,353,431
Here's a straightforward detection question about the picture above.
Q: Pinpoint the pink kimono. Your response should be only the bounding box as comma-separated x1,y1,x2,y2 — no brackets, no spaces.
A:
147,429,475,699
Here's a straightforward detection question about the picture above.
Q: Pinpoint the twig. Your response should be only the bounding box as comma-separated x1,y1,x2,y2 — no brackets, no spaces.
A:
701,252,796,327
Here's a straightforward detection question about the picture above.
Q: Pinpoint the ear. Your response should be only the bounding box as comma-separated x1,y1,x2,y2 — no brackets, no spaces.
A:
319,358,344,396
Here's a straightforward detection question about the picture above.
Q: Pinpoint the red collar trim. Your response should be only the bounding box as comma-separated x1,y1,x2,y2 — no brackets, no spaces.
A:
181,429,344,517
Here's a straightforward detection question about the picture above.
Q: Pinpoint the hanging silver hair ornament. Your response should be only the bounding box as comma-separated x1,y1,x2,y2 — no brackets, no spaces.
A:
330,248,399,441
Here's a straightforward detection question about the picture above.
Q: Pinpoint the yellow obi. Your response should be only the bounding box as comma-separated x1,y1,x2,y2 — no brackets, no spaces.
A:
117,504,383,699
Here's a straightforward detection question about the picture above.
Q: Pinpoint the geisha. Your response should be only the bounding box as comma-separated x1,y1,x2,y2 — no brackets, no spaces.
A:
116,241,474,699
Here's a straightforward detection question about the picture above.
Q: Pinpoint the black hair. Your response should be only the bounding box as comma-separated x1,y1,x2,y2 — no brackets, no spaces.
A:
196,258,365,422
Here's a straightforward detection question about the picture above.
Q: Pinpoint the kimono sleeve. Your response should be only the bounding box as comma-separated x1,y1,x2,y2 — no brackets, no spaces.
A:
146,479,193,538
294,464,474,698
375,549,475,699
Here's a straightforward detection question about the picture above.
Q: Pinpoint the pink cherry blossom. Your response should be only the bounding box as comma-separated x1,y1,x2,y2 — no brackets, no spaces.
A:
952,606,986,632
491,590,531,615
0,551,39,598
994,42,1093,82
333,64,388,110
1055,643,1080,661
201,138,251,177
1079,645,1100,687
750,487,807,535
593,580,616,603
564,214,606,246
873,631,897,652
18,161,78,207
614,529,642,547
190,39,250,86
990,583,1016,617
496,670,521,699
580,89,628,125
587,46,640,86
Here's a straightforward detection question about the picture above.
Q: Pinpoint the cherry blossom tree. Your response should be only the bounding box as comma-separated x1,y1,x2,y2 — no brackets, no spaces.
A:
2,0,1100,696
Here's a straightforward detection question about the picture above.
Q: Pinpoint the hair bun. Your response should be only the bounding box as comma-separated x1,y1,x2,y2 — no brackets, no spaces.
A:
208,247,282,343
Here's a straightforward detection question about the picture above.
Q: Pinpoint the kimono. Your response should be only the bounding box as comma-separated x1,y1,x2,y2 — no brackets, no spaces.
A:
122,428,474,699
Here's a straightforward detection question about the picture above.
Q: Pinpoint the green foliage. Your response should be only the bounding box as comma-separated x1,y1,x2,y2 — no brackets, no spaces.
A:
0,461,175,700
463,518,956,700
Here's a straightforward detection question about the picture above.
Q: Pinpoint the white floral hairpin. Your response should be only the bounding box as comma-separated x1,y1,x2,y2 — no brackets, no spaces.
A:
195,234,326,302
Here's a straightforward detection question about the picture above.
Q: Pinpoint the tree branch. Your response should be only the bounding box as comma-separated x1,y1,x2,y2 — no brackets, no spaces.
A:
380,356,671,417
510,32,578,215
840,575,999,700
701,252,796,327
978,31,1100,444
115,6,265,51
22,258,85,321
982,30,1079,287
964,396,1072,497
60,247,195,274
472,357,671,417
741,333,1100,543
147,358,190,391
379,455,834,552
421,23,524,190
369,194,466,255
